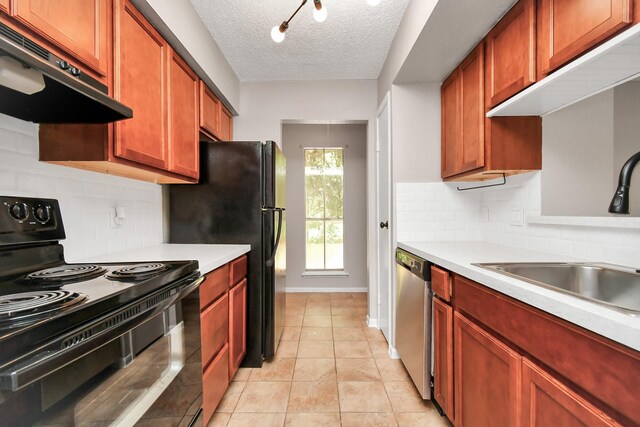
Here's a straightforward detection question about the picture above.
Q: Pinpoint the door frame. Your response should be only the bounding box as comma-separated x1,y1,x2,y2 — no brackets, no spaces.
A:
374,92,396,355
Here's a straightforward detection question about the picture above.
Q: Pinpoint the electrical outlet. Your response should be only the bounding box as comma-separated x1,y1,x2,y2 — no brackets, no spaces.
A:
510,207,524,226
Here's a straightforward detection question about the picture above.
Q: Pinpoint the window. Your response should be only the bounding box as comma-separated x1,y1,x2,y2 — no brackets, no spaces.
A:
304,148,344,270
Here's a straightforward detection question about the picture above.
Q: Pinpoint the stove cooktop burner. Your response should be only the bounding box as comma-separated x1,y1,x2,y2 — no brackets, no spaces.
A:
106,263,167,281
0,290,88,322
25,265,107,285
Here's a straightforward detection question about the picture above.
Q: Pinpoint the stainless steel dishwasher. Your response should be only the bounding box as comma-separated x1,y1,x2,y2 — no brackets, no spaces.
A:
395,248,432,399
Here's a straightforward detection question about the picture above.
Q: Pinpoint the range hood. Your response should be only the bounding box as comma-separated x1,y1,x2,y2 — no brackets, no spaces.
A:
0,22,132,123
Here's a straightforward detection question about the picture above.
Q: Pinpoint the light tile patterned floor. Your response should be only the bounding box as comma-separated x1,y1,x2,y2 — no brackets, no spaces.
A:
208,292,452,427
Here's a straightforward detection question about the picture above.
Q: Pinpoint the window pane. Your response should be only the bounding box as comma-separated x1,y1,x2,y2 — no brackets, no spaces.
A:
305,175,325,218
324,175,343,219
324,149,343,169
325,220,343,270
304,149,324,171
305,220,325,270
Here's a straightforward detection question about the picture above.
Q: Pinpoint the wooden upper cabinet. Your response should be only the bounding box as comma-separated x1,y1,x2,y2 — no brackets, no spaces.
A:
441,69,461,178
537,0,632,77
459,43,485,174
521,359,620,427
220,104,233,141
114,0,168,170
433,297,454,420
11,0,110,77
454,312,521,427
200,82,221,139
168,49,199,179
0,0,9,14
486,0,536,107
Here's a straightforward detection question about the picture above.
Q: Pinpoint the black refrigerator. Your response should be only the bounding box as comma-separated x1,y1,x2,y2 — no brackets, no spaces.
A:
168,141,286,367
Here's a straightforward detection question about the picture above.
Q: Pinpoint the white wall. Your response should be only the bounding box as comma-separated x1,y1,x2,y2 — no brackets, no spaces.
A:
542,90,615,216
377,0,438,102
0,114,163,261
391,82,441,183
613,82,640,212
396,172,640,268
282,124,368,292
132,0,240,112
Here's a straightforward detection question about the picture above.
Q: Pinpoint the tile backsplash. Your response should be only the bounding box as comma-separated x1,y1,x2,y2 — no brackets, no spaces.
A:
0,114,163,261
396,172,640,267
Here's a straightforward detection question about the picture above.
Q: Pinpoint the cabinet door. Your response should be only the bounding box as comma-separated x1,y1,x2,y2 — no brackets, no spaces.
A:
441,70,461,178
168,49,199,178
229,278,247,379
199,82,220,139
486,0,536,107
0,0,9,14
202,343,229,426
201,292,229,368
12,0,109,76
538,0,632,76
521,359,620,427
114,0,168,170
454,312,521,427
459,43,485,174
431,266,451,302
220,104,233,141
433,297,454,420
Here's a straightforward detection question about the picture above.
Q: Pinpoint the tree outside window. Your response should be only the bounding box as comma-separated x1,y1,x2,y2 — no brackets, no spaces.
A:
304,148,344,270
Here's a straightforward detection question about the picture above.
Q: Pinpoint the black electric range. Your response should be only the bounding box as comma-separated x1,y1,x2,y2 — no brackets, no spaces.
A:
0,196,201,395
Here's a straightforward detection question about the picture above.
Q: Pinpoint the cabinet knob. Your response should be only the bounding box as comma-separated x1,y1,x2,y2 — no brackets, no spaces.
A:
380,221,389,229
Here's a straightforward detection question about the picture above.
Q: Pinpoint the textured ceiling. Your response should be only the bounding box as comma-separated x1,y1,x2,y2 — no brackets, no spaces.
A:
189,0,410,81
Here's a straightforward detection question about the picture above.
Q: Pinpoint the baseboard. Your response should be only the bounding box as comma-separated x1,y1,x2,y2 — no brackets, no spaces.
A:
388,345,400,359
286,287,368,293
366,315,378,328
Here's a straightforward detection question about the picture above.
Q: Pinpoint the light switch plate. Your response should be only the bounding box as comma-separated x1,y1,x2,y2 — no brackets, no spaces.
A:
510,207,524,226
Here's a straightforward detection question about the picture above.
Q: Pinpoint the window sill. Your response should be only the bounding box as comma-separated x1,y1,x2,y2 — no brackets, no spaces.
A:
302,271,350,278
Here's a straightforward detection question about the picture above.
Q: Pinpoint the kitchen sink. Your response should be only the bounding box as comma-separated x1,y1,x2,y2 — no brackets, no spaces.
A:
474,262,640,315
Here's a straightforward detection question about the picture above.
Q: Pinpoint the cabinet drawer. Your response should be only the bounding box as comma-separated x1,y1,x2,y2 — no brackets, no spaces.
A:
431,266,451,302
201,292,229,368
202,343,229,426
230,255,247,286
200,265,229,310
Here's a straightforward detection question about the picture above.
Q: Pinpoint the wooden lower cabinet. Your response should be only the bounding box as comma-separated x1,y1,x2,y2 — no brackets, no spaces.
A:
202,344,229,425
521,359,620,427
454,312,521,427
433,297,454,419
229,278,247,380
200,293,228,368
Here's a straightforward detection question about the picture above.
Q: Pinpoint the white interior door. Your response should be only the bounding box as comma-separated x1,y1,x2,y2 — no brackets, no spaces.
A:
376,93,392,342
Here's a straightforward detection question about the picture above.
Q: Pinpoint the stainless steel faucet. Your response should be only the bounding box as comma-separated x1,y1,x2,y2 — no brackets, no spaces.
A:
609,151,640,214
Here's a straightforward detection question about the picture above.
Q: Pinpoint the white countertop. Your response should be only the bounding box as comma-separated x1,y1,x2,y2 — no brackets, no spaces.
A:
397,241,640,351
81,244,250,275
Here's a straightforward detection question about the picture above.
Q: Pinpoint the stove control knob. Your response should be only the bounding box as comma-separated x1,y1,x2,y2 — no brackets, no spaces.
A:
33,205,51,224
8,203,29,222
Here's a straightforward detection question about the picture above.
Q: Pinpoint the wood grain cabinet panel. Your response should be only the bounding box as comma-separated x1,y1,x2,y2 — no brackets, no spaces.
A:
229,278,247,380
168,49,199,179
441,70,461,178
200,82,221,139
201,293,229,368
0,0,10,14
11,0,110,77
431,266,451,302
433,297,454,420
220,104,233,141
521,359,620,427
486,0,536,107
454,312,521,427
200,265,230,310
459,43,485,174
230,255,247,287
537,0,632,77
114,0,168,170
202,344,229,426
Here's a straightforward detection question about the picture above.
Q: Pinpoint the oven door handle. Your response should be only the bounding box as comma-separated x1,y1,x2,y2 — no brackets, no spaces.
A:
0,273,204,392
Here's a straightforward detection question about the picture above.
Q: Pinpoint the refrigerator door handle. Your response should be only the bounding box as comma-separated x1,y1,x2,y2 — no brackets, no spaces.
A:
263,207,285,267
